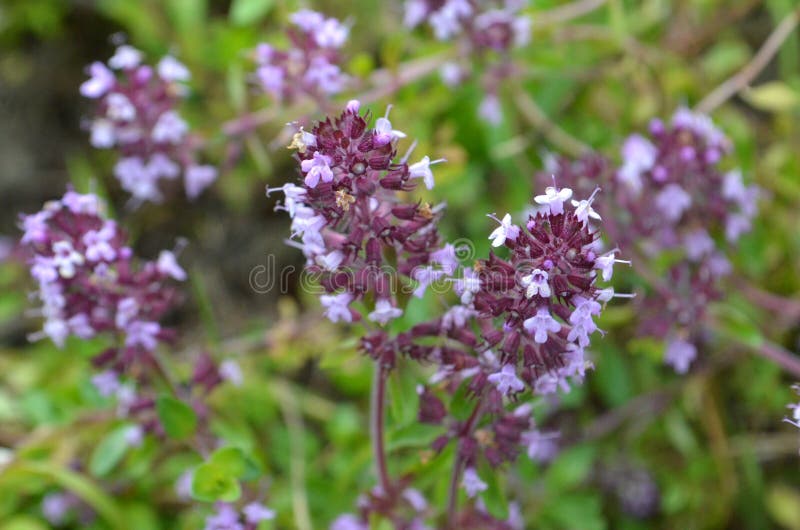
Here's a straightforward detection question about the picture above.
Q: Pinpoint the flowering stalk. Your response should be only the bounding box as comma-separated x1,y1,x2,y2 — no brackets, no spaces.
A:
272,100,450,526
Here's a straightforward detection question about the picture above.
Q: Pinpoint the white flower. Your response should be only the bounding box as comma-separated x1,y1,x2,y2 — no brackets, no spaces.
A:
534,186,573,215
321,292,353,323
488,213,520,247
409,156,446,190
108,45,143,70
368,299,403,325
157,55,190,82
570,188,602,224
594,251,631,282
373,106,407,146
52,241,84,278
520,269,550,298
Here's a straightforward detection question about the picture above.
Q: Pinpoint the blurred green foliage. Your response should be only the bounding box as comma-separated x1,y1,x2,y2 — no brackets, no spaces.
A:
1,0,800,529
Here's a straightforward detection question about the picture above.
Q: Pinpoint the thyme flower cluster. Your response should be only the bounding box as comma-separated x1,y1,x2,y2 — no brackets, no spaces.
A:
404,0,531,124
539,108,759,373
271,100,448,332
253,9,349,102
81,45,217,203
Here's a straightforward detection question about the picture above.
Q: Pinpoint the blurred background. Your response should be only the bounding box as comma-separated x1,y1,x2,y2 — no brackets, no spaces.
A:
1,0,800,528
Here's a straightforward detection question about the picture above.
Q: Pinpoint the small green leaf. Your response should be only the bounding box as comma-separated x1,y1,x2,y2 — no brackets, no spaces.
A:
209,446,247,478
481,466,508,520
156,396,197,440
191,462,242,502
387,423,442,451
89,424,134,477
229,0,274,26
743,82,800,112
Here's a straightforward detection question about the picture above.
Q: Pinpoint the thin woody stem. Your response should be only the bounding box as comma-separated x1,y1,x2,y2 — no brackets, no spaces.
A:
696,8,800,114
535,0,608,27
445,394,485,527
370,361,392,495
512,85,590,157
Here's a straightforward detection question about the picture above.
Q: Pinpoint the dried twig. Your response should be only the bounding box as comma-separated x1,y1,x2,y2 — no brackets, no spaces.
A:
512,86,591,157
696,8,800,114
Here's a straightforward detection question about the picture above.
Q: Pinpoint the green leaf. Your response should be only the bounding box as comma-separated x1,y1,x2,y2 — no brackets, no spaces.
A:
191,461,242,502
209,446,247,478
156,396,197,440
742,82,800,112
387,423,442,451
481,466,508,520
229,0,274,26
89,424,134,477
189,447,254,502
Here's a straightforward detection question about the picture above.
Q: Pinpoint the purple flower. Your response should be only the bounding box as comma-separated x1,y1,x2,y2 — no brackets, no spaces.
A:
151,110,188,144
664,337,697,374
521,269,550,298
461,467,488,497
431,243,458,274
42,492,77,525
321,292,354,323
521,429,559,462
618,134,656,193
301,151,334,188
368,299,403,326
20,190,181,359
488,364,525,395
523,307,561,344
157,250,187,281
478,94,502,125
108,45,143,69
92,370,121,397
204,503,244,530
683,229,714,261
243,502,275,524
402,488,428,512
83,222,117,262
124,321,161,350
331,514,369,530
82,48,212,203
185,165,218,199
157,55,190,82
219,360,244,386
655,183,691,222
81,62,115,98
124,424,145,447
254,9,349,102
